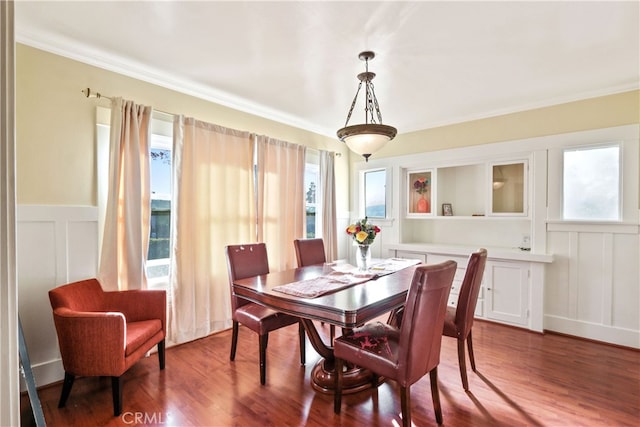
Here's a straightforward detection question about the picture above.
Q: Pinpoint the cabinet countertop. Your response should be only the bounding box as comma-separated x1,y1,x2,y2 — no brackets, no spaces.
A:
386,243,554,263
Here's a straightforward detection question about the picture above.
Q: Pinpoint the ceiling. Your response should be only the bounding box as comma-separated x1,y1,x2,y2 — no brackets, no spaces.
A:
14,1,640,138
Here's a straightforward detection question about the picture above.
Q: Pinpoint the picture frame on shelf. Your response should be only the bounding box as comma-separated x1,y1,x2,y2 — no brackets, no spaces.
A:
442,203,453,216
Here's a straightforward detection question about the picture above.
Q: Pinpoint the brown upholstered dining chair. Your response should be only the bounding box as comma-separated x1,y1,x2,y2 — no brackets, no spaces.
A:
293,238,336,342
49,278,166,416
225,243,306,385
443,248,488,391
334,260,457,426
293,238,327,267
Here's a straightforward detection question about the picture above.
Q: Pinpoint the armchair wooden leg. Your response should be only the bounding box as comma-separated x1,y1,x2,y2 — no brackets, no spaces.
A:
259,333,268,385
298,322,306,365
334,357,343,413
58,372,74,408
230,321,239,361
457,338,470,391
467,331,476,372
429,367,443,425
158,339,166,370
111,376,123,417
400,385,411,427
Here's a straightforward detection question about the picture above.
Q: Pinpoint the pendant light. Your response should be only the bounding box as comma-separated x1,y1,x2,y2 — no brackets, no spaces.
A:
337,51,397,161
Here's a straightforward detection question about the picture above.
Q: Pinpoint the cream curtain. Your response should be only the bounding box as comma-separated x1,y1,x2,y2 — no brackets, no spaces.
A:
255,136,306,272
170,116,254,344
319,150,338,262
98,98,152,291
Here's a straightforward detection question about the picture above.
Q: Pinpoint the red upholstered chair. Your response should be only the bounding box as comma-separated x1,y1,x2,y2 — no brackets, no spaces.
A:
48,278,166,416
443,248,488,391
225,243,305,385
334,261,457,426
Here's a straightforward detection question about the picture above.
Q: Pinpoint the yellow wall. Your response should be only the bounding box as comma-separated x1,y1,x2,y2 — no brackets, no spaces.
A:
373,90,639,159
17,44,639,206
16,44,348,206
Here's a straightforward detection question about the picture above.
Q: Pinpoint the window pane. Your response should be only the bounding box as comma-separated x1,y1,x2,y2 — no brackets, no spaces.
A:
149,147,171,264
305,165,318,238
365,170,386,218
563,145,620,220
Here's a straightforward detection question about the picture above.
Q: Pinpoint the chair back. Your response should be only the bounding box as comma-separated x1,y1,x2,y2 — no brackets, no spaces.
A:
397,261,456,385
49,278,106,312
454,249,488,338
225,243,270,310
293,238,326,267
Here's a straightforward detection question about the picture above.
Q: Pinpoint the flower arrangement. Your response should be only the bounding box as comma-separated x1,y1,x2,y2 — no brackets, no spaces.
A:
414,177,430,195
346,217,381,245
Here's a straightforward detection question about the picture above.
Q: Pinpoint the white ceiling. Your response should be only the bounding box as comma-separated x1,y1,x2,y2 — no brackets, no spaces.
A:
14,1,640,137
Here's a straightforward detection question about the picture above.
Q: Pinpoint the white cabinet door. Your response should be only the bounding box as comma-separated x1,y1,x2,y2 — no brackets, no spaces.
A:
485,261,529,326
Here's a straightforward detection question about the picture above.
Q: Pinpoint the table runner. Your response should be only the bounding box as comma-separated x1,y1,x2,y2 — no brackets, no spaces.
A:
273,258,421,298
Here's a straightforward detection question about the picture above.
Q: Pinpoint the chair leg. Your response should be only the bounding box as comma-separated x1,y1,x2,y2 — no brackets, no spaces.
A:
400,385,411,427
298,322,306,365
230,321,239,361
58,372,75,408
429,367,443,425
457,338,470,391
467,330,476,372
334,357,343,413
259,333,268,385
111,376,123,417
158,339,166,370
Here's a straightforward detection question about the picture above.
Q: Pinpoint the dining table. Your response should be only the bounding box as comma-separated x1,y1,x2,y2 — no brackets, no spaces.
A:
231,259,420,394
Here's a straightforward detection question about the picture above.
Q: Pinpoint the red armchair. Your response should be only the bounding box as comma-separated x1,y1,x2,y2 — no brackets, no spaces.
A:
48,278,166,416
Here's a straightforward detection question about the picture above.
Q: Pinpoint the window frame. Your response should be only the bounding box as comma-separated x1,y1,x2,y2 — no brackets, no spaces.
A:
360,167,389,219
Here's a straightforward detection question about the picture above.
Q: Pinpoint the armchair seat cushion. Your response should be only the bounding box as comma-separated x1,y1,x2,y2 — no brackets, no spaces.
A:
125,319,163,357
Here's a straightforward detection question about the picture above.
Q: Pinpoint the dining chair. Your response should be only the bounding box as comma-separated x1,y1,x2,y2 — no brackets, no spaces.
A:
49,278,166,416
293,238,335,342
443,248,488,391
225,243,306,385
293,238,327,267
333,260,457,426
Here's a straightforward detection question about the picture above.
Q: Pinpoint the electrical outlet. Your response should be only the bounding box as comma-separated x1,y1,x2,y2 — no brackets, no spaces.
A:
521,234,531,250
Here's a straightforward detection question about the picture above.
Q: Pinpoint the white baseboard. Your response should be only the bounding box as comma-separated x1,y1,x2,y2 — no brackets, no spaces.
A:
544,315,640,349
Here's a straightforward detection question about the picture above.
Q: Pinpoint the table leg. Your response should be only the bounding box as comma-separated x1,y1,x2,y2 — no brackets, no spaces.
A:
300,319,382,395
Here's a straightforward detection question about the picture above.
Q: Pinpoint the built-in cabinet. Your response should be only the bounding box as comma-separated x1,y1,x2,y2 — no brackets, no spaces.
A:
389,245,549,331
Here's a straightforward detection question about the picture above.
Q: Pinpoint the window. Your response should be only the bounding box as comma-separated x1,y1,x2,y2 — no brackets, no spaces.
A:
563,144,620,221
305,162,319,238
147,134,172,282
364,169,386,218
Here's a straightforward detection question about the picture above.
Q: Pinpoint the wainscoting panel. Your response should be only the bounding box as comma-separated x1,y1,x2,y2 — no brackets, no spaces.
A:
545,224,639,348
17,205,99,388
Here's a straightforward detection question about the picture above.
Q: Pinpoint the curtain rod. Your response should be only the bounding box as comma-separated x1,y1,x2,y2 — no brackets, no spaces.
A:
82,87,112,100
81,87,174,119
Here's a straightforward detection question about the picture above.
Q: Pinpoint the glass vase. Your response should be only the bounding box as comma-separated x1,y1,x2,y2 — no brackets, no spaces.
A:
356,244,371,272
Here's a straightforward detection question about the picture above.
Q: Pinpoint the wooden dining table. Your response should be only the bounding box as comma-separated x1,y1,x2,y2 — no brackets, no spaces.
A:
232,261,419,394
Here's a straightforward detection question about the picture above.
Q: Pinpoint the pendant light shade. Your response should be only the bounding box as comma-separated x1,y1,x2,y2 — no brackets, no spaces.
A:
337,51,397,161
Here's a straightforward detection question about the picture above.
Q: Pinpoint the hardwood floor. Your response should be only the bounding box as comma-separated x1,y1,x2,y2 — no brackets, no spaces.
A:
23,320,639,426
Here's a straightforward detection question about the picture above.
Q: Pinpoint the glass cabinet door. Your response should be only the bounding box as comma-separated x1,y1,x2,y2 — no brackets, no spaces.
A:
491,161,527,215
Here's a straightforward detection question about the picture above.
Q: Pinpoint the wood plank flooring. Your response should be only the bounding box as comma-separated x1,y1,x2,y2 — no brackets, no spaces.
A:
22,320,639,426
